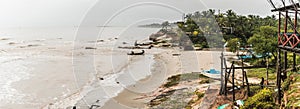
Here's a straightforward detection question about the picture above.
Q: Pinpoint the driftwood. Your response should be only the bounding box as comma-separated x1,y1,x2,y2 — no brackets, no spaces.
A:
127,50,145,55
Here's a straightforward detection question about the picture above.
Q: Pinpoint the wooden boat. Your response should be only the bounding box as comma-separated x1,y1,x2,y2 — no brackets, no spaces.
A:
127,50,145,55
118,45,153,49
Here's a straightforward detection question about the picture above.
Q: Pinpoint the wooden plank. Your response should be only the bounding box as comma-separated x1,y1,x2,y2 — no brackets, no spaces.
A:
278,45,300,54
271,3,300,12
232,61,235,102
284,64,300,72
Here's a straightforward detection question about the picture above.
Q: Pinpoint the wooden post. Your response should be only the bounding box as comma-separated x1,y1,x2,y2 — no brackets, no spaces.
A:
278,11,281,33
277,49,282,104
232,61,235,102
244,71,250,96
292,9,298,47
295,9,298,33
285,11,288,33
220,52,224,95
242,59,245,87
225,62,233,96
278,11,281,49
266,57,269,85
224,66,228,96
293,53,296,71
283,51,287,80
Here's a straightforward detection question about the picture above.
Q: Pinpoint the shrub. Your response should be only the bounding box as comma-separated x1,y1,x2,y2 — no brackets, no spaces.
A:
242,88,277,109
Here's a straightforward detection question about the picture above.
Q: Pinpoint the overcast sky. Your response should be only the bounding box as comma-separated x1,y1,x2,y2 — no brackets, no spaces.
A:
0,0,282,27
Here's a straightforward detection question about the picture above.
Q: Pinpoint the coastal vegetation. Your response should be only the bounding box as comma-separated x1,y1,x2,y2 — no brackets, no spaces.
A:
242,88,277,109
177,9,277,50
144,8,300,109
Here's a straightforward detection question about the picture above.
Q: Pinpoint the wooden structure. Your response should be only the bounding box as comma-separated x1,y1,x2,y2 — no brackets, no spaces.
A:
219,52,276,102
220,53,251,102
219,1,300,105
271,3,299,104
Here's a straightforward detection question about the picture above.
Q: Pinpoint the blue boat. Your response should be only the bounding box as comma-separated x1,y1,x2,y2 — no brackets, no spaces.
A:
204,69,220,74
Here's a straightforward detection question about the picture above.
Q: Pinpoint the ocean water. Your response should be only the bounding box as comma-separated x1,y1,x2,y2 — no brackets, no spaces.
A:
0,26,160,42
71,27,162,108
0,26,161,108
0,55,32,106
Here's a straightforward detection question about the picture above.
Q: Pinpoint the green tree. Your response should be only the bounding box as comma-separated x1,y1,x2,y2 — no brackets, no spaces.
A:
247,26,277,60
177,9,278,49
226,38,240,52
161,21,170,30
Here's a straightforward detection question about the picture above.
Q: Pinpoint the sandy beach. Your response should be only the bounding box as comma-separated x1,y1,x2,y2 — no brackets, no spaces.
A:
99,49,222,109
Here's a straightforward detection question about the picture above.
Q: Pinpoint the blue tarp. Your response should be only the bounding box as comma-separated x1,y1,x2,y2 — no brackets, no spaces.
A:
238,55,252,59
217,100,244,109
236,100,244,106
217,104,229,109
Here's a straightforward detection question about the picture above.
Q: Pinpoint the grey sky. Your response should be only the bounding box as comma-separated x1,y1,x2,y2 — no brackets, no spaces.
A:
0,0,280,27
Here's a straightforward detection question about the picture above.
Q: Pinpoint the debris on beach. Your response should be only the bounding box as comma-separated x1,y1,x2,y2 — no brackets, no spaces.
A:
97,40,104,42
19,44,40,48
172,53,180,56
134,40,154,46
85,47,97,49
0,38,10,41
8,42,16,45
99,77,104,80
27,44,40,47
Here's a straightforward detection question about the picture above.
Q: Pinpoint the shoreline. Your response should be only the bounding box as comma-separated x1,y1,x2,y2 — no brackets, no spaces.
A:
100,48,181,109
100,49,223,109
42,48,164,109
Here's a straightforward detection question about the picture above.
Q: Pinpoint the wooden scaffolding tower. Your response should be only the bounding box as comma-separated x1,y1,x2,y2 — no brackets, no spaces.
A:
271,2,299,104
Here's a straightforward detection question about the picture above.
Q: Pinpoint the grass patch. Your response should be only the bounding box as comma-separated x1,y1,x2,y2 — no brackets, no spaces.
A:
247,68,276,80
149,90,176,106
163,73,209,88
249,86,263,96
185,91,205,109
196,91,205,98
284,72,300,108
164,75,181,88
199,79,210,84
199,74,209,78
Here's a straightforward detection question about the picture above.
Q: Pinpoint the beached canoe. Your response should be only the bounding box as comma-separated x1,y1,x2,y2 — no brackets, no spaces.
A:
127,50,145,55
